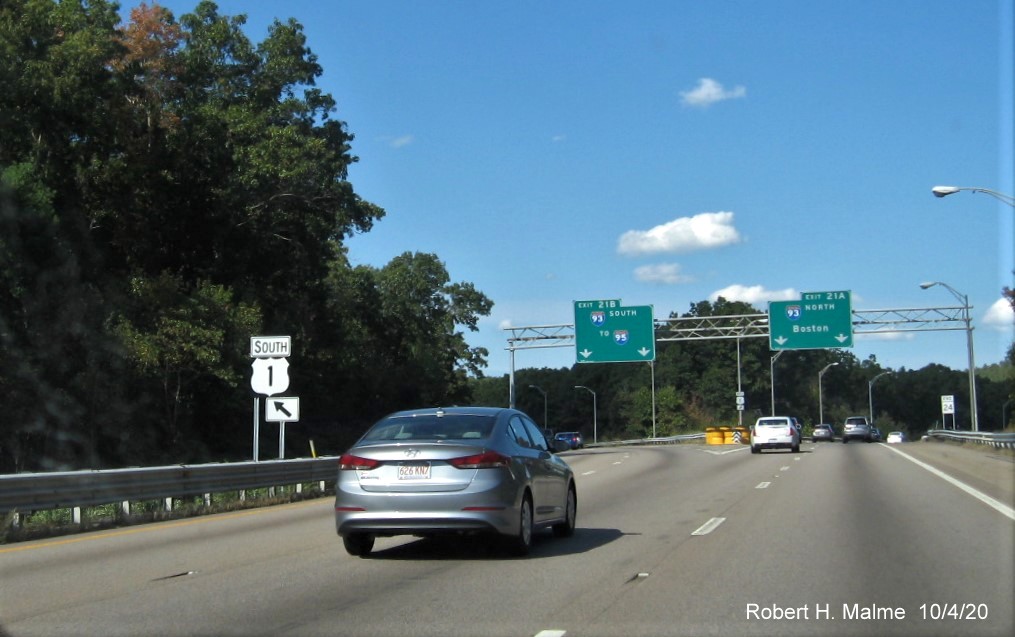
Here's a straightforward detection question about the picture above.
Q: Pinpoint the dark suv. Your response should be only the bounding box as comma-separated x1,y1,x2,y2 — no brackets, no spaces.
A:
842,416,873,443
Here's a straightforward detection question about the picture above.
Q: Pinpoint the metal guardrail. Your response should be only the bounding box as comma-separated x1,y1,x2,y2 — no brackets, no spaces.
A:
1,435,711,517
0,457,338,515
923,429,1015,450
594,433,707,446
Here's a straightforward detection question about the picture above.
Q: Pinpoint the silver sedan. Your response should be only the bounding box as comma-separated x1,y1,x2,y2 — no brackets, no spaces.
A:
334,406,577,557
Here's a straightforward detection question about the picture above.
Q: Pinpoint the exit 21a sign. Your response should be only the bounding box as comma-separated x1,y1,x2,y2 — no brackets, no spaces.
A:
769,291,853,350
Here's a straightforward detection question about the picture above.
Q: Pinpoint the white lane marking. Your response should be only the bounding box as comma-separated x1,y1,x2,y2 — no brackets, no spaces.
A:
613,461,623,465
780,466,790,471
691,517,726,536
701,446,750,455
535,631,567,637
883,445,1015,521
581,471,596,476
794,457,801,461
756,482,771,489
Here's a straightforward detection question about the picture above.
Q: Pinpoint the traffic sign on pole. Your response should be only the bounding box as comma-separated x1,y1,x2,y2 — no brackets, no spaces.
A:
769,291,853,350
250,357,290,396
265,397,300,422
574,300,655,363
250,335,291,358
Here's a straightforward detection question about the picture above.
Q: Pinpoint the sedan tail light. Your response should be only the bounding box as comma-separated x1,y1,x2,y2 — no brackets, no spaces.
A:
448,451,510,470
338,453,380,471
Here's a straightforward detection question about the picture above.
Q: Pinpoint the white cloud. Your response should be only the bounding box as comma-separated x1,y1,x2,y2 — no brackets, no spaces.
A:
634,263,694,285
709,284,798,305
855,332,916,342
551,134,567,143
983,297,1014,329
618,211,742,256
680,78,747,108
385,135,414,148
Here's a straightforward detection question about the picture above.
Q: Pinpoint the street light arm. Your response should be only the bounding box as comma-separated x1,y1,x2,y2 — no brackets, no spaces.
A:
920,281,967,306
932,186,1015,207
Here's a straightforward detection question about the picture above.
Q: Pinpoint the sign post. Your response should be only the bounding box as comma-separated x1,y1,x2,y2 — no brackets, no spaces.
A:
941,394,955,429
250,335,296,461
769,291,854,350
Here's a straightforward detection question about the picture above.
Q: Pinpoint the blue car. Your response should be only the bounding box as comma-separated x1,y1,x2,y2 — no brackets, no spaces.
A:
554,431,584,450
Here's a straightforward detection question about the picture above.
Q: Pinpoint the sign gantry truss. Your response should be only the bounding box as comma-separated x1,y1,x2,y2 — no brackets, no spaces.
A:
504,306,970,351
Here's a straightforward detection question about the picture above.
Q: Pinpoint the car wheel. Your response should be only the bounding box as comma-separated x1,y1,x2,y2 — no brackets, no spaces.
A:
506,493,533,556
553,484,577,538
792,442,800,453
751,445,759,454
342,532,374,557
842,438,848,444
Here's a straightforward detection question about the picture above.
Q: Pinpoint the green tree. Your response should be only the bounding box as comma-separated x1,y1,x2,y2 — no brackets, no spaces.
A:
111,273,260,453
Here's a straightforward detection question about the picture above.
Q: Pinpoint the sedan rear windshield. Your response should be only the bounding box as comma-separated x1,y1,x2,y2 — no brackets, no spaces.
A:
361,414,497,441
756,419,790,427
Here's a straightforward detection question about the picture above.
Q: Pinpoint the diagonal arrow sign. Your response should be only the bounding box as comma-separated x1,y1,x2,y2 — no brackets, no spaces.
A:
274,401,292,418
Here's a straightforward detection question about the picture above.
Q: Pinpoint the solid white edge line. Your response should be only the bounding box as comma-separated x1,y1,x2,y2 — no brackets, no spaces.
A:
691,517,726,536
883,444,1015,521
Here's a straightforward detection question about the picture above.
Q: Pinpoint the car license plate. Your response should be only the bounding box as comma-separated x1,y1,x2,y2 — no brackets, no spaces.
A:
398,463,431,480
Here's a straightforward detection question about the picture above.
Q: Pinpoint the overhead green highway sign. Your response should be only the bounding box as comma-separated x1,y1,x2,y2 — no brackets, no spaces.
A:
768,290,853,350
574,300,656,363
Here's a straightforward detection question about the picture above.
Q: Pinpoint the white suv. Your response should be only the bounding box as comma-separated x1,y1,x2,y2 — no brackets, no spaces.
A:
751,416,801,454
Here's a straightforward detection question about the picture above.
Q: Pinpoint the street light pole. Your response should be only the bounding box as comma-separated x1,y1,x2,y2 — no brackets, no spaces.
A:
868,371,892,425
931,186,1015,207
528,385,548,431
920,282,979,431
770,351,784,416
818,362,839,425
574,385,597,444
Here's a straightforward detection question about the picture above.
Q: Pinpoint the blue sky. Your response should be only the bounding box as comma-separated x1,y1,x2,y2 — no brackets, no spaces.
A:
142,0,1013,377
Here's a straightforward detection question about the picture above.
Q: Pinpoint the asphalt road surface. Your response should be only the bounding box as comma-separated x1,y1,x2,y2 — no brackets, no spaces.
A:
1,440,1012,637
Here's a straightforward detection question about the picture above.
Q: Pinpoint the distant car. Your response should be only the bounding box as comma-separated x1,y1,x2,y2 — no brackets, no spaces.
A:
334,406,577,557
751,416,801,454
842,416,873,443
554,431,584,450
886,431,905,444
811,424,835,442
